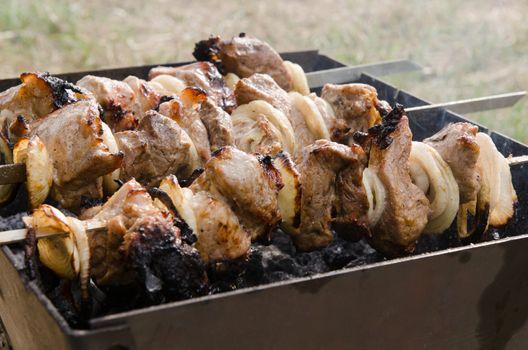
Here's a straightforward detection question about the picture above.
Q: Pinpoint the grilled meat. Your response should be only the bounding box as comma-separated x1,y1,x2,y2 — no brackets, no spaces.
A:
321,83,383,134
84,179,208,298
159,93,211,164
30,99,123,210
192,190,251,263
193,34,293,91
364,105,429,256
194,94,234,152
423,123,480,205
76,75,138,132
123,76,162,118
294,140,368,251
115,110,200,187
234,73,291,118
0,72,89,141
191,146,282,241
148,62,235,112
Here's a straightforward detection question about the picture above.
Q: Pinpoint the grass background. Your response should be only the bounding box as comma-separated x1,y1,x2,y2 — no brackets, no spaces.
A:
0,0,526,141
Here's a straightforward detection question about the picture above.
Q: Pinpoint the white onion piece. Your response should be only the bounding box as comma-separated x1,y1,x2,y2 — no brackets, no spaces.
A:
66,216,90,301
409,159,430,194
149,75,186,95
409,142,459,234
272,153,301,235
231,100,296,154
284,61,310,95
101,122,121,195
159,175,198,234
224,73,240,91
288,91,331,141
362,168,386,227
475,132,517,226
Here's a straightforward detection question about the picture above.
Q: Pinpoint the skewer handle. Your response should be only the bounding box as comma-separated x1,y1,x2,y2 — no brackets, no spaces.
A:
0,220,105,245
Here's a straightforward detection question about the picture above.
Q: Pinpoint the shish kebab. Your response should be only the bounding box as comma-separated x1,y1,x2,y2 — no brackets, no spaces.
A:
0,58,523,208
0,34,520,292
5,106,519,302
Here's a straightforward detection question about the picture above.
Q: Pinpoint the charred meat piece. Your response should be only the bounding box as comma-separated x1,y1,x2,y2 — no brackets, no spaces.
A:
0,72,89,141
30,100,123,210
85,180,208,299
76,75,138,132
192,146,282,241
321,83,383,134
365,105,430,257
234,73,291,118
115,110,200,187
423,123,480,205
148,62,235,112
159,92,212,164
294,140,368,251
193,34,293,91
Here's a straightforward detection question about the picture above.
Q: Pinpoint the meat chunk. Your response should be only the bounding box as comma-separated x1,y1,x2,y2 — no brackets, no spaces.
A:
193,34,293,91
321,83,383,134
85,180,208,299
30,100,123,209
194,95,234,152
123,75,162,117
234,73,291,118
365,105,429,257
159,93,211,164
148,62,235,112
0,72,89,141
294,140,368,251
76,75,138,132
114,110,200,187
192,146,282,240
423,123,480,204
192,190,251,263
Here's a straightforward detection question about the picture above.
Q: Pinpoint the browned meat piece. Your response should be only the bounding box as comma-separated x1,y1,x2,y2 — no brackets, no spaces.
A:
159,93,211,164
148,62,235,112
0,72,89,141
234,73,291,118
123,75,162,117
193,34,293,91
115,110,200,187
76,75,138,132
192,190,251,263
294,140,368,251
333,143,370,241
365,105,429,257
321,83,383,134
192,146,282,240
193,95,234,152
30,100,123,210
85,180,208,298
423,123,480,204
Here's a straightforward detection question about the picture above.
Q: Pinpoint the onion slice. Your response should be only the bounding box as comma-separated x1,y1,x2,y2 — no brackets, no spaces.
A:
272,152,302,235
66,216,90,301
362,168,386,227
409,142,459,234
288,91,331,141
101,122,121,195
284,61,310,95
475,132,517,227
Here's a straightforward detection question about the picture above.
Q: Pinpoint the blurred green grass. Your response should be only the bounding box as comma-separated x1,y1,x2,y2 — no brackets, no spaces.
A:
0,0,526,141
